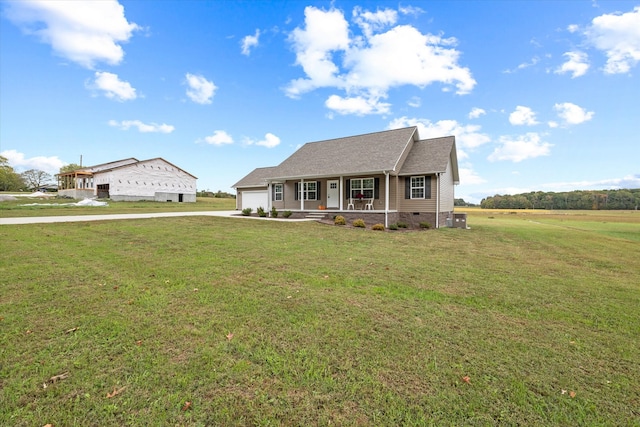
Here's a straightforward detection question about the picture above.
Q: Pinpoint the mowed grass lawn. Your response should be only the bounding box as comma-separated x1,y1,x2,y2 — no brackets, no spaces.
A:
1,208,638,426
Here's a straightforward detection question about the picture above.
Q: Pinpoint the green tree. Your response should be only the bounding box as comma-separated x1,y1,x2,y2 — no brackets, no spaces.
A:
0,155,25,191
20,169,53,191
59,163,81,174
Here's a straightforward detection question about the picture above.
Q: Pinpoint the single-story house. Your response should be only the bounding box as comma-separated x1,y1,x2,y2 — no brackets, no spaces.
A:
57,157,197,202
232,126,459,228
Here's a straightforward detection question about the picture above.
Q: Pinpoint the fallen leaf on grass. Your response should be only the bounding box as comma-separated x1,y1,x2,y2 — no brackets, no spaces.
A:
136,340,142,346
462,376,471,383
106,386,126,398
182,401,192,411
226,332,234,341
48,372,70,385
26,330,33,334
65,327,79,334
569,391,576,398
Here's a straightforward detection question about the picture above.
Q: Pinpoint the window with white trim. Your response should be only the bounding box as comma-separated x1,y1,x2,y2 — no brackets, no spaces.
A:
298,181,317,201
273,184,283,201
350,178,374,199
411,176,425,199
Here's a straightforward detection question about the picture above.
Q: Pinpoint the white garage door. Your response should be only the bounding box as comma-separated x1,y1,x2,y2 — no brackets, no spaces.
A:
241,190,268,211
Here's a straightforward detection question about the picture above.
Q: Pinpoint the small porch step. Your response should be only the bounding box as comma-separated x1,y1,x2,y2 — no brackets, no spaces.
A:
305,212,328,220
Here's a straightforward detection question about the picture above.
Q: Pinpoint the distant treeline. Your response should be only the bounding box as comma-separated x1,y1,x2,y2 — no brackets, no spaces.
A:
197,190,236,198
480,189,640,210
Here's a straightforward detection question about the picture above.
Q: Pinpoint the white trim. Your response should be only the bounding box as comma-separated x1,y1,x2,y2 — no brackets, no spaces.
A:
384,171,390,228
436,173,440,228
326,179,339,208
410,176,426,199
300,178,304,210
339,177,344,210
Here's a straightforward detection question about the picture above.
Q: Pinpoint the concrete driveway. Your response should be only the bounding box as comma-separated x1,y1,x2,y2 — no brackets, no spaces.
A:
0,211,316,225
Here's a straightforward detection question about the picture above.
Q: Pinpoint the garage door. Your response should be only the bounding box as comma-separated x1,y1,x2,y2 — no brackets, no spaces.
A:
241,190,268,211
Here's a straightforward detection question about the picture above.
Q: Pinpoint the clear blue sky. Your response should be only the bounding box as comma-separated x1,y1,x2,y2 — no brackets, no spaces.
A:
1,0,638,203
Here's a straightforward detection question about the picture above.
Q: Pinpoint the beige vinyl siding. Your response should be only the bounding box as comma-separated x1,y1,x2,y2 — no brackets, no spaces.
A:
270,183,286,209
283,181,298,208
439,160,455,211
388,175,399,210
343,175,389,210
283,179,323,210
398,176,436,212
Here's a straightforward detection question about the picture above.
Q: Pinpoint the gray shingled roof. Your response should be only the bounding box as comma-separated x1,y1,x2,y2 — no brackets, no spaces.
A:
233,127,460,188
270,127,419,179
399,136,458,182
232,166,278,188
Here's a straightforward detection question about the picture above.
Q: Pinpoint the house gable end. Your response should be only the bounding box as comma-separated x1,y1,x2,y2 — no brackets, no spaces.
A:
399,136,457,177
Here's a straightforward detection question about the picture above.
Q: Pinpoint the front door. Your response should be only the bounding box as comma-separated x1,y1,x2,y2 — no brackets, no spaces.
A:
327,180,339,208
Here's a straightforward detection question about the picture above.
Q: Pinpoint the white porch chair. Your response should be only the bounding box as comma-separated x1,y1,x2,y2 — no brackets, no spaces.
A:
347,198,355,210
364,198,374,210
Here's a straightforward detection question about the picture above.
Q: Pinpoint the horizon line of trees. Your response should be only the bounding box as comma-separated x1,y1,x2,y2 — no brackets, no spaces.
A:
479,189,640,210
1,156,56,192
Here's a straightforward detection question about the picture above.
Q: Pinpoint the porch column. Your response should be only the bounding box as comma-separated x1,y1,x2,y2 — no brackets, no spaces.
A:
435,173,440,228
384,172,390,228
300,178,304,211
267,182,272,215
339,176,343,210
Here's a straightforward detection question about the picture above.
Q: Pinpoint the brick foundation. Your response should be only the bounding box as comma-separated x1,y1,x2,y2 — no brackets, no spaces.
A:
291,210,453,228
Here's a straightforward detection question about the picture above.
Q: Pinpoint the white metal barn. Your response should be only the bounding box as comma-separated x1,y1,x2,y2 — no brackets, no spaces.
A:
57,158,197,202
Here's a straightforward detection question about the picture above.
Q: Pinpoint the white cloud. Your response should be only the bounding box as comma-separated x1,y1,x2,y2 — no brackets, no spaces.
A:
553,102,594,125
468,107,486,119
257,133,281,148
407,96,421,108
185,73,216,104
325,94,391,116
245,133,281,148
200,130,234,146
459,166,486,185
398,5,424,17
241,29,260,55
555,51,590,78
5,0,139,69
343,25,475,93
509,106,539,126
389,116,491,151
504,56,539,74
1,149,65,174
585,6,640,74
108,119,174,133
567,24,580,33
542,174,640,191
353,6,398,38
488,133,552,162
88,71,137,101
286,6,475,115
286,7,350,98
